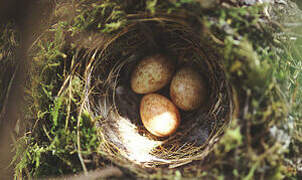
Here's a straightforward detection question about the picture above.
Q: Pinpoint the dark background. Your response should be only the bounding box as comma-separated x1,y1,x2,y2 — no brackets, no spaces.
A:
0,0,54,178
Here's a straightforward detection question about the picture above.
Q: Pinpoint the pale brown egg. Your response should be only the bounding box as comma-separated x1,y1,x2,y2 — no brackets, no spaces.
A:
170,67,207,111
140,93,180,137
131,54,175,94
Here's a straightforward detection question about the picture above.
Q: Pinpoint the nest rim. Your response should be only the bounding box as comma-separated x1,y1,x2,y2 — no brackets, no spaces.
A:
84,14,237,169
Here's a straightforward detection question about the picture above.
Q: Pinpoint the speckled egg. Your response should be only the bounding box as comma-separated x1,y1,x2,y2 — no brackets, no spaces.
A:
140,93,180,137
131,54,175,94
170,67,207,111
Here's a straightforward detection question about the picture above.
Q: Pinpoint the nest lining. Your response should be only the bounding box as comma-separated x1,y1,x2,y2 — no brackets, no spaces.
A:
85,15,235,168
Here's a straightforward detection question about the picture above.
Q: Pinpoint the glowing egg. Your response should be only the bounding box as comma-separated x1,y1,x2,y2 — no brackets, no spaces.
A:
140,93,180,137
170,67,207,111
131,54,175,94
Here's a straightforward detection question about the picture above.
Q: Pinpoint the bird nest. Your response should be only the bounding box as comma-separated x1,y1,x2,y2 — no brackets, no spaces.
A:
85,15,236,168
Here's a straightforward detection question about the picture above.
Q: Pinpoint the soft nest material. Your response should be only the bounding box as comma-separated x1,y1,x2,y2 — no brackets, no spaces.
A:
85,14,236,168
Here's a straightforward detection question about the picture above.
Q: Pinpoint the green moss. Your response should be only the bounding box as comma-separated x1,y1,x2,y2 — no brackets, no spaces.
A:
12,21,101,177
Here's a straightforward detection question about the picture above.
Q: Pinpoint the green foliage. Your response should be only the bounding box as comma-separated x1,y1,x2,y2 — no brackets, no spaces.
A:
281,31,302,178
214,120,243,155
13,21,101,177
146,0,158,14
69,0,200,34
199,3,300,179
70,0,128,34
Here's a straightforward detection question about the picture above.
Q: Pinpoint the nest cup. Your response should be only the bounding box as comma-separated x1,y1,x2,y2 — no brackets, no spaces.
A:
86,15,235,168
